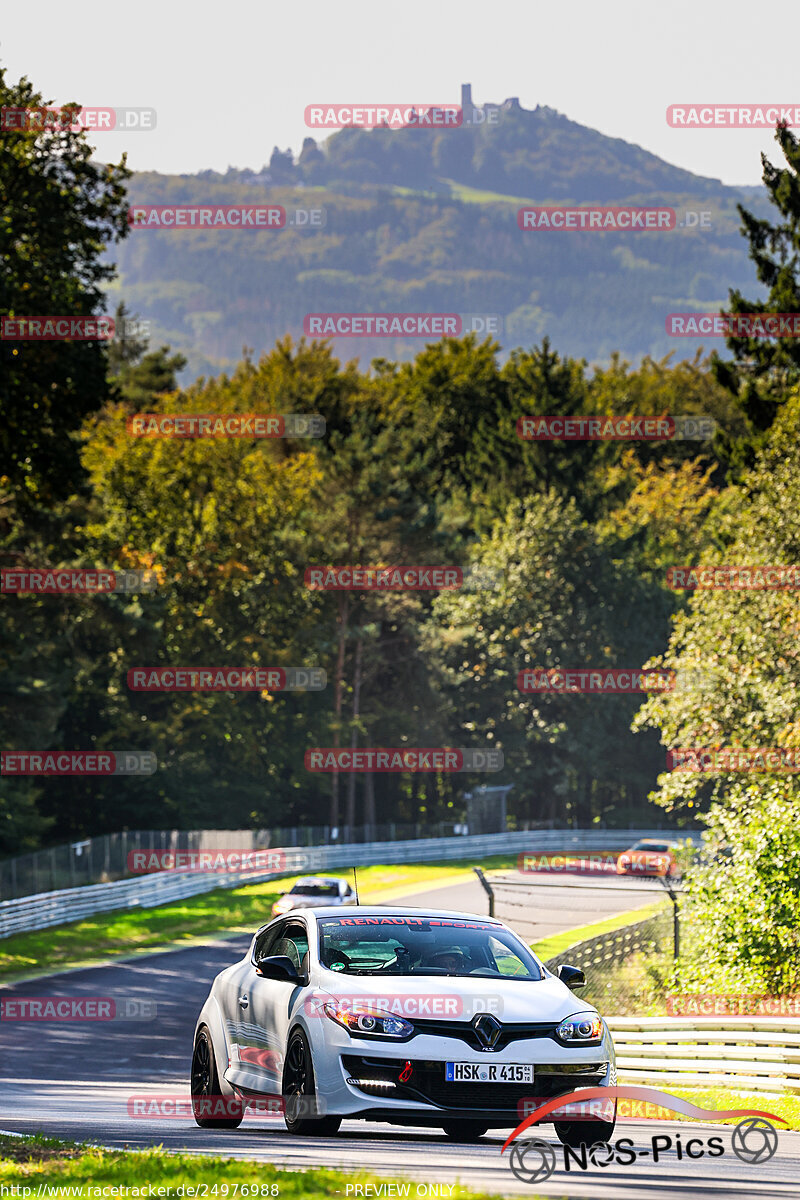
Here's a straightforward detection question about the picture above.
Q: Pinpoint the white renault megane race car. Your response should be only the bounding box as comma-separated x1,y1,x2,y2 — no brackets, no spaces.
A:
191,906,616,1144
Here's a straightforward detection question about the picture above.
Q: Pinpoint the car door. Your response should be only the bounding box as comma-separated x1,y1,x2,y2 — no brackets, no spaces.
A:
226,921,287,1087
247,917,310,1092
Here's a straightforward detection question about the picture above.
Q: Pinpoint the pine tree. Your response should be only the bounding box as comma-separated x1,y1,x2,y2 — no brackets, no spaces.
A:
712,123,800,473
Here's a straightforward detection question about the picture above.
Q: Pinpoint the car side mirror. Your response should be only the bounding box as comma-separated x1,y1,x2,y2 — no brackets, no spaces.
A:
255,954,303,983
556,964,586,990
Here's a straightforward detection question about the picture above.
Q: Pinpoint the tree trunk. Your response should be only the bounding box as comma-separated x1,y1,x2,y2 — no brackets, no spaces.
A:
329,590,350,833
364,770,376,839
345,633,363,839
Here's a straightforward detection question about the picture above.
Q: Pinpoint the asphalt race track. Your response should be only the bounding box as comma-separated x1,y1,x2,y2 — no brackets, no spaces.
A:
2,877,798,1198
410,872,667,942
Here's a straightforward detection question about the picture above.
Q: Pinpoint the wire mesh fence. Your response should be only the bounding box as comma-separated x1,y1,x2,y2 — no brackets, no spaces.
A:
0,825,445,899
483,870,674,943
0,820,576,900
544,908,674,982
469,867,679,1014
544,907,675,1015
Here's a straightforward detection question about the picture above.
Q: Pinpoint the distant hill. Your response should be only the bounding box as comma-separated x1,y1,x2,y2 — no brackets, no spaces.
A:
301,90,727,201
108,89,770,380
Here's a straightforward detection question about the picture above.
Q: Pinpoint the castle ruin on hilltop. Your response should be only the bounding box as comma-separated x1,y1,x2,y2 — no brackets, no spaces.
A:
461,83,523,121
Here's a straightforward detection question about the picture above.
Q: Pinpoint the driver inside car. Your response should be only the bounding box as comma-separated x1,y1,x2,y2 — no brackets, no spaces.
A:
418,948,467,974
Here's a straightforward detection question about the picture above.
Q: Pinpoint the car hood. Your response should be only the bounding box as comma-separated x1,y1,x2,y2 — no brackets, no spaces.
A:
309,972,595,1025
278,895,342,909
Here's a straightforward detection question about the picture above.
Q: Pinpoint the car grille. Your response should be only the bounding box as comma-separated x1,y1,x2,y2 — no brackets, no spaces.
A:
410,1019,560,1050
343,1055,607,1111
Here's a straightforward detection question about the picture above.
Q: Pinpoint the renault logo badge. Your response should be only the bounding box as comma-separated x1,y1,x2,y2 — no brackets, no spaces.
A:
473,1013,502,1050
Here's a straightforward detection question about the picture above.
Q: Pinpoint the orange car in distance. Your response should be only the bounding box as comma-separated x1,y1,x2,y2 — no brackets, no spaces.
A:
616,839,680,878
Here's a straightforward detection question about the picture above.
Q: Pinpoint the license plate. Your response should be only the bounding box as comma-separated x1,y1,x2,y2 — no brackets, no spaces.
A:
445,1062,533,1083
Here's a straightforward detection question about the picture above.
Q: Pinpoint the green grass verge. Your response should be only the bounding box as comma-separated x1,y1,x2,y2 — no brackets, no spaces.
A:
531,900,668,961
0,1134,542,1198
657,1087,800,1130
0,858,515,983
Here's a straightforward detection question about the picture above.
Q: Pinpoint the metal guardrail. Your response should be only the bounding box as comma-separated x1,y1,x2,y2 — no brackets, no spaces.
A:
0,823,482,900
1,821,687,900
608,1017,800,1094
0,828,678,939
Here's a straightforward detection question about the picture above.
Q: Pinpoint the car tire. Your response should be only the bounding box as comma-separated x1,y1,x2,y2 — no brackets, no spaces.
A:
191,1027,244,1129
441,1121,489,1141
554,1117,615,1148
282,1028,342,1136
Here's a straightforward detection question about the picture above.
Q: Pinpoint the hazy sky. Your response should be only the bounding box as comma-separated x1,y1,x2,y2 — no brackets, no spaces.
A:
2,0,798,186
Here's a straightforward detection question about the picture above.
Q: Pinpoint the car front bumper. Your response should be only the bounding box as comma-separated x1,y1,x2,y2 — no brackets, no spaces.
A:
306,1023,617,1123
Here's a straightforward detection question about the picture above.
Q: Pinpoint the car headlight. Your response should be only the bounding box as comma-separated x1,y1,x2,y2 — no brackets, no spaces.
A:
323,1000,414,1039
556,1014,604,1043
272,897,294,915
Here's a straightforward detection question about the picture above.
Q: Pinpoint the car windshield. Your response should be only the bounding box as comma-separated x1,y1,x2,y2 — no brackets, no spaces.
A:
291,882,340,896
632,842,669,852
318,915,543,979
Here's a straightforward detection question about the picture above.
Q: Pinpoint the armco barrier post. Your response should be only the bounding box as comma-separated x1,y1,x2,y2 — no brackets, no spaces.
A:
660,875,680,962
473,866,495,917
